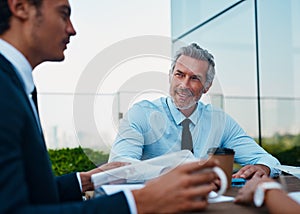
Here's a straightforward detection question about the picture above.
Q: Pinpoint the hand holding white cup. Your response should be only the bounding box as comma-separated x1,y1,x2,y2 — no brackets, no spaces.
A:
197,166,228,199
209,166,228,198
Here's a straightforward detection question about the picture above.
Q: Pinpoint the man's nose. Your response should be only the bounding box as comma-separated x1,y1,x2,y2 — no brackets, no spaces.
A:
181,76,190,87
67,19,77,36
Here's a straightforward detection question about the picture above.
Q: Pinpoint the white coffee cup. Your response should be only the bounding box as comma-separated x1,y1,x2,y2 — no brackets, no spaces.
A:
208,166,228,198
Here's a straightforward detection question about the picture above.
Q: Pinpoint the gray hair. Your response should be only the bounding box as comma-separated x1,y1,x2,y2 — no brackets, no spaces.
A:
170,43,215,89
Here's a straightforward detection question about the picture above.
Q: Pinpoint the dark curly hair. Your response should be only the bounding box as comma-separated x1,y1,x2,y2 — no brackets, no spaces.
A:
0,0,43,35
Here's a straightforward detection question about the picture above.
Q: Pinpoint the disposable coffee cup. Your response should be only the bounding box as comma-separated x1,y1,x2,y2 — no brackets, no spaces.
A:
207,147,235,189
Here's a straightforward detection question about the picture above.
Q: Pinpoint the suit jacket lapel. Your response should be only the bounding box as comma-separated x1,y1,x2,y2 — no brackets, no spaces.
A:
0,53,24,91
0,53,45,143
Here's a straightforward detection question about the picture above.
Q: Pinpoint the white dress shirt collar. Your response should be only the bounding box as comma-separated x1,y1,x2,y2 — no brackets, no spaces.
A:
0,38,34,94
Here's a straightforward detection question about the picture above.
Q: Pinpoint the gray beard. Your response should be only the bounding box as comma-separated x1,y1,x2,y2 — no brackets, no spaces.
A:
171,96,198,110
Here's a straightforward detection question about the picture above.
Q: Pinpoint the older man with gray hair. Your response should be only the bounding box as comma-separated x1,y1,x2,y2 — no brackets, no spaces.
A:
109,43,281,179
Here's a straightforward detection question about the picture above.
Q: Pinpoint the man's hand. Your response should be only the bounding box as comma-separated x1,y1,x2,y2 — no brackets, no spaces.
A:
80,162,129,192
132,159,219,214
234,176,271,204
232,164,270,179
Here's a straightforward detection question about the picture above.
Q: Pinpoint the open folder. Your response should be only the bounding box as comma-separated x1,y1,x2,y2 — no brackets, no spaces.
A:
91,150,196,190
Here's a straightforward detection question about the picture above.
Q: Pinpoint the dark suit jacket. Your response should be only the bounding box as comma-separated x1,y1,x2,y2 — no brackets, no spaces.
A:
0,54,130,213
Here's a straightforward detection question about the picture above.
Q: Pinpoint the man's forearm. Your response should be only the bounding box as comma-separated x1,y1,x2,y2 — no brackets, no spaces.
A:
265,189,299,214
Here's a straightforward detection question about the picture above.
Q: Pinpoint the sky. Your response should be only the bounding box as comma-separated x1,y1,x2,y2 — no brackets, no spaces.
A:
34,0,171,93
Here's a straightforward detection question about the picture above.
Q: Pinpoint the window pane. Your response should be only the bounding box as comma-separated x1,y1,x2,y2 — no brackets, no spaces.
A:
171,0,244,39
258,0,300,136
172,0,258,137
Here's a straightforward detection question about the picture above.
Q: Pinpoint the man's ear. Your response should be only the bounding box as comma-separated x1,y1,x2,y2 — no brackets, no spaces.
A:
7,0,31,20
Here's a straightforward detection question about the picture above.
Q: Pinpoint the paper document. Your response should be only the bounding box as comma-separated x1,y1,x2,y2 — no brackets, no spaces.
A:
208,191,234,203
100,184,234,203
101,184,145,195
91,150,196,189
275,165,300,179
288,192,300,204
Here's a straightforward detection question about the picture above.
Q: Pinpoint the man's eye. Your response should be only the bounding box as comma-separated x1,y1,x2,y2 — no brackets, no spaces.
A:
61,12,68,20
175,73,183,77
60,9,70,20
191,76,200,81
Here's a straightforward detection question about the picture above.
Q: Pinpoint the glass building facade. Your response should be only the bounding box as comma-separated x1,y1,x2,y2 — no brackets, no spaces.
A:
171,0,300,164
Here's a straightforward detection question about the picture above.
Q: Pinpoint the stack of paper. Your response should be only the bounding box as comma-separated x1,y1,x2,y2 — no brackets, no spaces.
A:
92,150,236,202
275,165,300,179
91,150,196,189
98,184,234,203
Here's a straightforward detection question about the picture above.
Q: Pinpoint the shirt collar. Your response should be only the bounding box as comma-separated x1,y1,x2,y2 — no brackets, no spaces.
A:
0,39,34,95
166,96,199,125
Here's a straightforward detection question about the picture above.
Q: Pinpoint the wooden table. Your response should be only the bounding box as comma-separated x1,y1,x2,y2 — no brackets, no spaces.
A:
205,175,300,213
88,175,300,213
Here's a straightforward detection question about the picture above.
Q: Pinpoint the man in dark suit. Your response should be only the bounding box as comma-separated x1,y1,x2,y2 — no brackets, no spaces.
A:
0,0,222,213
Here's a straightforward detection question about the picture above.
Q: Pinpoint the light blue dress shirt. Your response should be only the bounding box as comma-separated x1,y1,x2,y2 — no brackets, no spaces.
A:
109,96,281,177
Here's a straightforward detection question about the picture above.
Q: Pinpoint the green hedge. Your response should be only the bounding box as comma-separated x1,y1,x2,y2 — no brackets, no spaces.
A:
273,146,300,166
260,133,300,166
48,147,109,176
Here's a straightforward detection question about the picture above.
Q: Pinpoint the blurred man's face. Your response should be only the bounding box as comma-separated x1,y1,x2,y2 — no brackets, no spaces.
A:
26,0,76,66
169,55,208,110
